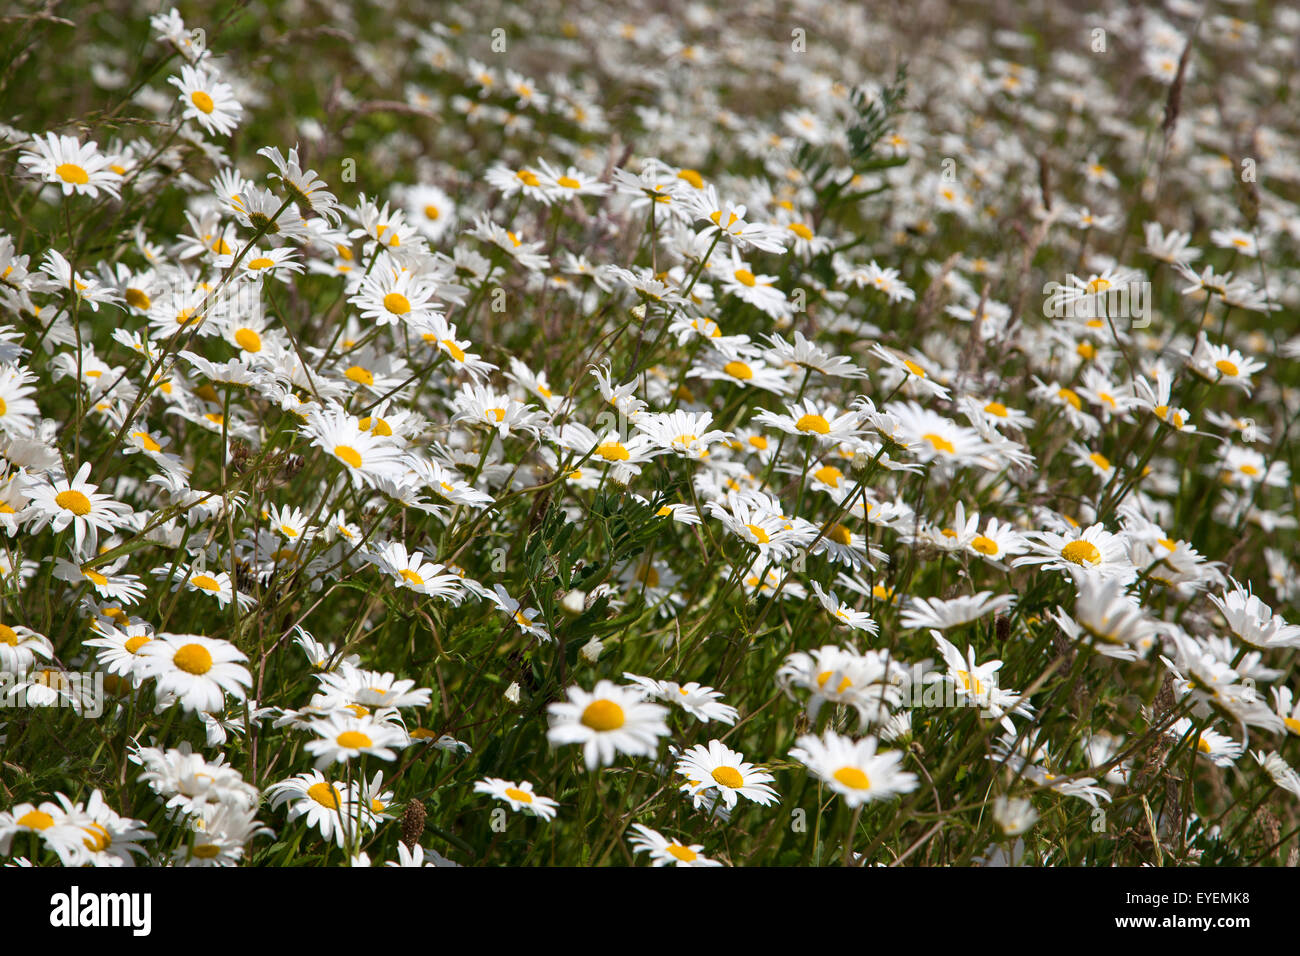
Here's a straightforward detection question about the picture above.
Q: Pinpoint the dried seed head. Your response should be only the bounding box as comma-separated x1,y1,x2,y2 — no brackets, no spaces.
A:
401,800,426,849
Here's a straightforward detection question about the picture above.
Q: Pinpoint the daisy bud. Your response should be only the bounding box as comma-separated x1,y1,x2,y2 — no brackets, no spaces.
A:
504,682,521,704
579,638,604,663
993,796,1039,836
560,588,587,617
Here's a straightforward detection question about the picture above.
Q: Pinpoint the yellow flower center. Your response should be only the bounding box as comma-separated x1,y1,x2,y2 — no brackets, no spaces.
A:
82,822,112,853
132,431,161,452
191,574,221,592
923,433,955,454
124,634,151,654
829,524,852,546
246,257,274,270
711,766,744,789
55,490,92,516
190,90,215,114
789,223,814,240
82,568,108,587
17,810,55,830
667,843,698,861
345,366,374,386
400,569,424,587
745,523,770,544
337,730,373,749
833,766,870,790
504,787,533,803
56,163,90,185
1058,387,1082,410
1214,359,1239,377
423,204,440,220
723,360,753,380
1089,452,1112,472
580,699,625,731
383,292,411,315
1061,540,1101,565
677,169,704,189
334,445,362,469
734,269,756,286
795,413,831,434
308,781,342,809
903,359,927,377
971,535,999,556
556,176,581,189
516,169,540,187
984,401,1008,417
174,642,213,675
596,442,629,461
125,288,151,310
817,671,853,693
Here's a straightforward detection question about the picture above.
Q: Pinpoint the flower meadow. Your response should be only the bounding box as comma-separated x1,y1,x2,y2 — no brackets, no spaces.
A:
0,0,1299,871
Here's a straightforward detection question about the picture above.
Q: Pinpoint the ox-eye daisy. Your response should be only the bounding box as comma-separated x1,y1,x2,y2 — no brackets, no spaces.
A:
169,64,243,137
627,823,723,867
474,778,559,821
547,679,670,770
790,730,919,807
675,739,779,811
137,633,252,714
18,133,121,198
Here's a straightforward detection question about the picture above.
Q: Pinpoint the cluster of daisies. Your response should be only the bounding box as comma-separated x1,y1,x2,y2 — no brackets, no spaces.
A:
1,0,1299,868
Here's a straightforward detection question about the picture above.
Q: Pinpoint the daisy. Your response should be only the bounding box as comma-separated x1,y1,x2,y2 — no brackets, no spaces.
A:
1208,580,1300,650
682,185,788,252
840,260,916,302
620,673,738,724
689,350,792,395
887,401,994,470
790,730,919,807
349,266,440,327
1142,222,1200,264
763,331,866,379
305,712,408,769
265,771,376,848
169,64,243,137
259,145,339,222
870,346,951,399
1164,717,1243,767
303,405,408,489
1186,332,1265,394
473,778,559,821
485,163,553,203
634,409,731,459
1254,752,1300,798
753,398,859,443
1209,227,1258,256
810,581,880,633
676,740,779,811
627,823,723,867
901,592,1016,630
929,631,1033,729
1014,524,1135,582
535,158,610,202
0,365,40,436
0,622,53,672
22,462,132,553
546,679,670,770
18,132,121,198
716,252,788,319
137,633,252,714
